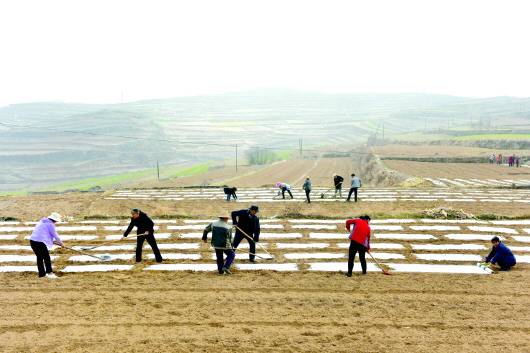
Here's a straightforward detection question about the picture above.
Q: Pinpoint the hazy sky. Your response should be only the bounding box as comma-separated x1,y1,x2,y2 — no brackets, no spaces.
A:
1,0,529,107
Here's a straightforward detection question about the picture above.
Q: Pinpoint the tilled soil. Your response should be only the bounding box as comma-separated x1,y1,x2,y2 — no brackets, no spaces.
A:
383,160,530,180
1,270,529,353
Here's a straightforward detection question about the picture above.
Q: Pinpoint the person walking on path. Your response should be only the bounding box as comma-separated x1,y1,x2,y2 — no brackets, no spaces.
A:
123,208,163,263
333,174,344,198
276,182,293,199
302,177,312,203
202,215,235,275
345,215,371,276
223,187,238,201
231,205,260,262
346,174,362,202
483,236,516,271
29,212,64,278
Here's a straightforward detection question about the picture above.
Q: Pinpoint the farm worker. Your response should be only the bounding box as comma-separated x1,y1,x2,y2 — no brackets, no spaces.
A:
483,236,516,271
202,215,235,275
345,215,371,276
488,154,495,164
123,208,163,263
302,177,312,203
346,173,362,202
223,186,238,201
29,212,64,278
231,205,260,262
333,174,344,198
497,154,502,165
276,182,293,199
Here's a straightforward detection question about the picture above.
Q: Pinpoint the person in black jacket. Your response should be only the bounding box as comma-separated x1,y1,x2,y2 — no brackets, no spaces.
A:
223,187,238,201
123,208,163,263
333,174,344,198
231,205,260,262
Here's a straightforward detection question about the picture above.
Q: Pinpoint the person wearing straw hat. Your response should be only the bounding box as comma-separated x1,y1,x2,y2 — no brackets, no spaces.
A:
123,208,163,263
202,214,235,275
231,205,260,262
29,212,64,278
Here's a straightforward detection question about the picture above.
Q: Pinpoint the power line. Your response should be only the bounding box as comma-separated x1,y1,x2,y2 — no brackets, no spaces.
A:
0,121,371,155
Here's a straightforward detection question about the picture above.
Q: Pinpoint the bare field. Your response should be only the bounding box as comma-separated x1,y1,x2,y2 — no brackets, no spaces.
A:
222,158,359,188
373,144,530,158
1,270,529,353
1,193,530,352
383,160,530,180
132,158,358,190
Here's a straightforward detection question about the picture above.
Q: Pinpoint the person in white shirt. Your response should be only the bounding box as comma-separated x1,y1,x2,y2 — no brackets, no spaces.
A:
346,174,361,202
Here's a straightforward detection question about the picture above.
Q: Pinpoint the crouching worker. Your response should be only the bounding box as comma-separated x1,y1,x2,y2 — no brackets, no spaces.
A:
29,212,64,278
223,186,238,201
345,215,371,276
483,236,516,271
123,208,163,263
203,215,235,275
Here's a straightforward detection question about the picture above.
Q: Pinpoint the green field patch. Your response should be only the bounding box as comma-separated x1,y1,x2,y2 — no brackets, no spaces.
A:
38,163,210,192
455,133,530,141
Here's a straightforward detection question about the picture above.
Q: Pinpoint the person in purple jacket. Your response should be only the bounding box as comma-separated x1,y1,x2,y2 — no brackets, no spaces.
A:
29,212,64,278
483,236,516,271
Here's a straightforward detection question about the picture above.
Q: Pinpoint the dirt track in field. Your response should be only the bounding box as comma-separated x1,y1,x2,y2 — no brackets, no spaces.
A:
1,270,529,353
383,160,530,180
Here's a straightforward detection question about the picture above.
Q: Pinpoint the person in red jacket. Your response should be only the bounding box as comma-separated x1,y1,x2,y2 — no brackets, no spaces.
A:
345,215,371,276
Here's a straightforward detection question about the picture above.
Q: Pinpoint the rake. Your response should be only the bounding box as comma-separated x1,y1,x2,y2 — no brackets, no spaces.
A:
368,251,391,275
79,233,146,251
211,246,272,260
320,186,335,199
60,245,113,261
234,225,274,259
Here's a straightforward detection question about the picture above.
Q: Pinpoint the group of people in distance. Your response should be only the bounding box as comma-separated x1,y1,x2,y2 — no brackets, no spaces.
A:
488,153,522,167
28,207,517,278
223,173,363,204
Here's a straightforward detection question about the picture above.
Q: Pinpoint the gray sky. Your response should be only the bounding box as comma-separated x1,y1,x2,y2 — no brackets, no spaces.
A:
1,0,529,107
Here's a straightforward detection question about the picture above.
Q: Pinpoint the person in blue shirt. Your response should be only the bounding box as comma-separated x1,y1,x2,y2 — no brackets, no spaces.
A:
484,236,516,271
231,205,260,262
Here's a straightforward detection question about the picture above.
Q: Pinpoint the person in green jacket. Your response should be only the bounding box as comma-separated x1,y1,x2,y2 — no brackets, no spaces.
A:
202,215,235,275
302,177,312,203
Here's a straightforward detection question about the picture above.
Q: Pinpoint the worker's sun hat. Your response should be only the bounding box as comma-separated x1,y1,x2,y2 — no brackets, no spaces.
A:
219,214,230,219
47,212,62,222
275,182,282,187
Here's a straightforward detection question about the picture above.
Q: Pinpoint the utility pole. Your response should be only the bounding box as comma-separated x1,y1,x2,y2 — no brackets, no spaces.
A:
156,160,160,181
299,138,303,158
235,144,238,173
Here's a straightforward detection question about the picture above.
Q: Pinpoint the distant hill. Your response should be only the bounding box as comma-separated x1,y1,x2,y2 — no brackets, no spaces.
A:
1,89,530,191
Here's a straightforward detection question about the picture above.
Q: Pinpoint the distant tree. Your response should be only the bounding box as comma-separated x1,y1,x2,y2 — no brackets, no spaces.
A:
245,148,280,165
